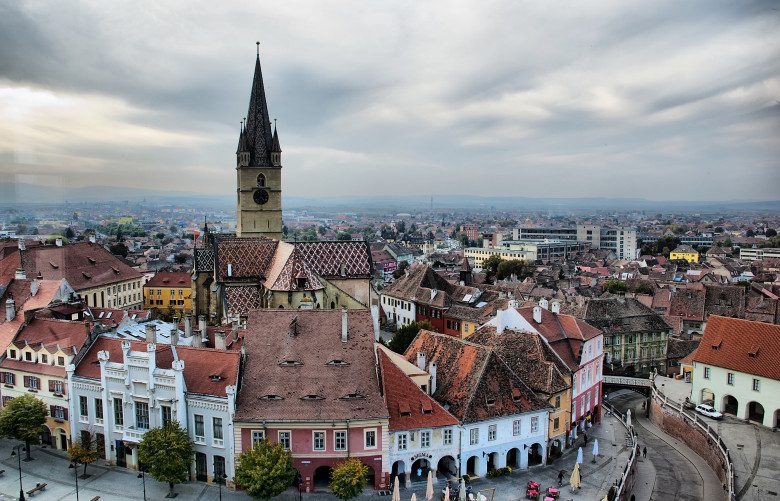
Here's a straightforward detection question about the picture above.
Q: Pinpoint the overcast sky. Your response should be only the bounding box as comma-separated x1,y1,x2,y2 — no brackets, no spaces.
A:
1,0,778,203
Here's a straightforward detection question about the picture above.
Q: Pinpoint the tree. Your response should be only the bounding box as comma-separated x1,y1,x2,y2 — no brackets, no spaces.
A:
234,438,295,499
109,243,129,257
137,422,194,498
766,229,777,238
318,225,327,236
330,457,368,500
635,284,654,296
392,260,410,279
482,254,503,277
116,227,124,242
746,229,755,237
395,220,406,234
604,280,628,294
68,431,100,477
65,227,76,239
496,259,534,281
388,321,432,355
336,231,352,241
0,394,48,460
282,225,289,236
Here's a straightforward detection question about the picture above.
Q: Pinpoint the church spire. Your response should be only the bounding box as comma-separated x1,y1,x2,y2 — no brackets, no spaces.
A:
242,42,274,167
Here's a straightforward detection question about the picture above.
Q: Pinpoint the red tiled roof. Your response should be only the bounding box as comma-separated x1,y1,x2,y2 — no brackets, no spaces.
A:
514,307,601,371
0,357,67,377
216,236,279,281
145,272,192,288
19,242,141,291
235,309,388,421
691,315,780,380
10,317,89,355
378,349,458,431
295,241,373,279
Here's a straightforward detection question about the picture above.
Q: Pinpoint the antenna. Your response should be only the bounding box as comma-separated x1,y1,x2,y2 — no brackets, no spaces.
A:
256,41,260,56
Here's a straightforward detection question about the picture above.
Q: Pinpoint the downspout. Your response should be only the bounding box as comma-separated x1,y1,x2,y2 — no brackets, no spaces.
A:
458,427,462,477
346,419,351,457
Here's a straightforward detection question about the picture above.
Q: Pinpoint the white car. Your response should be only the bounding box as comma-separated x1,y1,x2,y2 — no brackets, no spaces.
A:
695,404,723,419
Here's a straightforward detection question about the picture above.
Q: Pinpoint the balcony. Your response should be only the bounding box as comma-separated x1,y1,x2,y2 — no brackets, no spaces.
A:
122,427,147,444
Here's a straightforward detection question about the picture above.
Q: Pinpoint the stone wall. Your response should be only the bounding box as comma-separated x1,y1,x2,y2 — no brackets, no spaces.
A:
649,398,729,497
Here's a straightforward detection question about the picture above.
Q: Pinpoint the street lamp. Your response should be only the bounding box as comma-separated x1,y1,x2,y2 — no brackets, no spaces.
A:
69,461,80,501
217,473,228,501
11,443,26,501
137,467,147,501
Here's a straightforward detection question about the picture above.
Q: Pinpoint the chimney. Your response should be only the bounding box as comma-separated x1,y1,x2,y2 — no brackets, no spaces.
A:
201,327,209,347
170,327,179,346
198,315,207,334
215,330,227,350
417,352,426,371
18,240,26,251
508,299,519,309
145,324,157,344
30,279,39,296
184,314,193,337
371,305,380,342
192,332,202,348
5,299,14,322
533,306,542,324
15,268,26,280
231,320,239,342
496,309,505,334
341,308,348,343
55,238,63,247
539,298,549,310
551,301,560,314
89,235,96,244
430,362,437,395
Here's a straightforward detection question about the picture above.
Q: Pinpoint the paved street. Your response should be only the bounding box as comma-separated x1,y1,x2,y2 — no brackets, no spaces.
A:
1,412,634,501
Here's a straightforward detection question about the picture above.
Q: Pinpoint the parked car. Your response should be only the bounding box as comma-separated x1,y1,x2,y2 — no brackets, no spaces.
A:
695,404,723,419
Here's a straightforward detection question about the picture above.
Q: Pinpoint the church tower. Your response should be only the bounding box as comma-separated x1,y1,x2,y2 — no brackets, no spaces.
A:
236,43,283,239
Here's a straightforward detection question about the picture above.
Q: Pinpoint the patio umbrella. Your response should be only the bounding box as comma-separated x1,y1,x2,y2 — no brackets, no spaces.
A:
392,476,400,501
626,408,632,427
412,494,418,501
592,439,599,462
576,446,583,464
570,463,581,489
426,471,434,501
444,485,450,501
459,478,466,501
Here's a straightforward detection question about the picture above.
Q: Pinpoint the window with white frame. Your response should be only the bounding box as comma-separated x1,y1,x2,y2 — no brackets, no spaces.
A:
443,429,453,445
52,380,63,394
397,433,407,451
469,428,479,445
513,419,521,436
135,402,149,430
727,373,734,385
161,405,172,427
94,398,103,422
278,431,291,451
335,431,347,450
752,379,760,391
704,367,710,379
113,398,123,426
531,416,539,433
421,430,431,448
313,431,325,450
79,396,88,420
194,414,204,439
213,417,223,441
488,424,496,441
252,430,265,447
365,429,376,449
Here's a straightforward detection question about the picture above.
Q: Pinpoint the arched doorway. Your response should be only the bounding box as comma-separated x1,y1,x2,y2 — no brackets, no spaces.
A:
391,460,406,485
365,464,375,488
466,455,479,476
747,402,764,424
506,448,520,468
411,458,430,481
40,425,53,446
331,302,335,309
313,466,332,490
528,443,543,466
774,409,780,428
486,452,498,472
722,395,738,416
278,305,284,309
700,388,714,406
437,456,456,479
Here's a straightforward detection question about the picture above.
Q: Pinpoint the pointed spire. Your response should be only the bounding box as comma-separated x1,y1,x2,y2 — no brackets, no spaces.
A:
272,119,281,153
242,42,274,166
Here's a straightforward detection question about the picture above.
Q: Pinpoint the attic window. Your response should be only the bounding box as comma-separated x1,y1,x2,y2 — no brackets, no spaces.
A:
209,375,225,382
512,388,523,402
87,256,96,264
111,267,119,273
421,400,433,414
279,360,302,367
301,395,323,400
81,272,91,279
398,402,411,416
486,398,496,407
49,261,58,269
748,346,759,357
711,337,722,350
260,395,284,400
327,360,350,366
340,393,365,400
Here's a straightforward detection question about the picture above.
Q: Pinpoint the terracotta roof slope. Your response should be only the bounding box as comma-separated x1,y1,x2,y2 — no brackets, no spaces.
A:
378,349,458,431
215,236,278,281
145,272,192,288
295,241,373,279
691,316,780,381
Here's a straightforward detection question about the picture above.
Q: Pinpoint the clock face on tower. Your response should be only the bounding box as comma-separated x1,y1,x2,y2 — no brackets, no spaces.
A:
253,188,269,205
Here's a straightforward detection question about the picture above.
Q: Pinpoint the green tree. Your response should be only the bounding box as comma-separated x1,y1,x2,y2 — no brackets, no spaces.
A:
282,225,289,236
330,458,369,500
604,280,628,293
234,438,295,500
388,321,432,355
337,232,352,241
137,422,194,498
395,220,406,234
174,253,187,264
482,254,503,277
635,284,654,295
318,225,327,236
0,394,48,460
116,227,124,242
109,243,129,257
766,229,777,238
65,227,76,239
745,229,755,237
392,260,410,279
496,259,534,281
68,431,100,477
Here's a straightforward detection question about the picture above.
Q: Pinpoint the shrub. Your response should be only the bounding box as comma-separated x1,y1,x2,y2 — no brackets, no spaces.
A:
462,474,470,484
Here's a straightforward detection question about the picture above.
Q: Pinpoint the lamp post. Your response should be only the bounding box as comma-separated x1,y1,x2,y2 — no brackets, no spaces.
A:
12,444,25,501
137,467,147,501
217,473,227,501
69,461,80,501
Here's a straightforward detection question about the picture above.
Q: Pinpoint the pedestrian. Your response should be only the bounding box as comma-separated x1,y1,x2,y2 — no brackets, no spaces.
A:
557,471,564,487
584,432,588,445
643,447,647,458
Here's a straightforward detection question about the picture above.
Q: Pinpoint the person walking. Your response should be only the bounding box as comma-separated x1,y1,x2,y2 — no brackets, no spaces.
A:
583,432,588,446
557,471,564,487
643,447,647,458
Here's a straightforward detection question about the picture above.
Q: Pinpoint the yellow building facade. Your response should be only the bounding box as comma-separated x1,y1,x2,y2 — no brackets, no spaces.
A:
670,245,699,263
143,272,192,315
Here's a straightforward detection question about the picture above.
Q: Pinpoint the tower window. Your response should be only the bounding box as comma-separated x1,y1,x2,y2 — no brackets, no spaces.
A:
256,174,266,187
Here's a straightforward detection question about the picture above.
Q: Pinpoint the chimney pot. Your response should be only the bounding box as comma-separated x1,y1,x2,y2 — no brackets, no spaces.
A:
430,362,437,395
55,238,63,247
341,308,348,343
539,298,549,310
145,324,157,344
533,306,542,324
15,268,26,280
231,320,239,342
417,352,426,371
198,315,207,334
215,330,227,350
184,314,193,337
5,299,15,322
170,328,179,346
551,301,560,314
